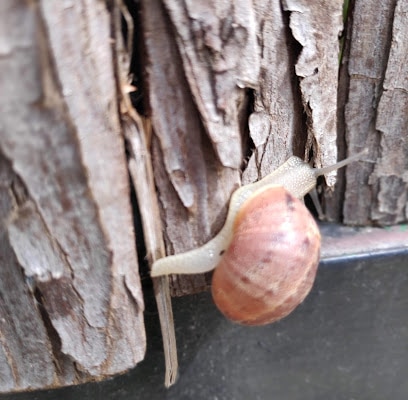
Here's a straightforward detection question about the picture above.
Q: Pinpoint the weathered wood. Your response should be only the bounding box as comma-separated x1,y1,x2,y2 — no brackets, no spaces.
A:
368,0,408,224
162,0,260,169
0,157,59,391
244,0,343,185
0,1,145,392
141,0,240,296
243,0,304,185
115,1,178,387
283,0,344,186
125,117,178,387
337,0,407,225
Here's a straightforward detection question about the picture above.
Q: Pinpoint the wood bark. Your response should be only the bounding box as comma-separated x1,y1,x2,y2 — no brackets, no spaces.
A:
0,0,145,392
342,0,408,225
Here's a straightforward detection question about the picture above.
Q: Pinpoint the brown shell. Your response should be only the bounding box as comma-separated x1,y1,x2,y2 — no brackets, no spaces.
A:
211,186,321,326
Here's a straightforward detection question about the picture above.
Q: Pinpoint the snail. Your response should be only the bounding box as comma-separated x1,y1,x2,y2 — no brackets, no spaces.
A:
151,150,366,325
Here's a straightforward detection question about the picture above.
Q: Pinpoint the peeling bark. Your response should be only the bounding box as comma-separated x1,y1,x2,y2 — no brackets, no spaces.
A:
243,0,304,184
162,0,260,169
283,0,344,186
141,0,240,296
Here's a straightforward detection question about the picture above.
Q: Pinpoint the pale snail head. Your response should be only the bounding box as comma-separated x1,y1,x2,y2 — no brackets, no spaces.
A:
151,150,367,325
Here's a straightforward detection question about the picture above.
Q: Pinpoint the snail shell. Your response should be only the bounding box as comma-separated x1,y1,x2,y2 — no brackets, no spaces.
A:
211,185,321,326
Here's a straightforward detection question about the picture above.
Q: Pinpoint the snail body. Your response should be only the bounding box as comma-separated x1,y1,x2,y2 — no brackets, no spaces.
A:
151,150,366,325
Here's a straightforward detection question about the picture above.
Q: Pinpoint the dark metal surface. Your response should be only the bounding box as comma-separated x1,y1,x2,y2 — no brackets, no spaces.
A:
1,230,408,400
